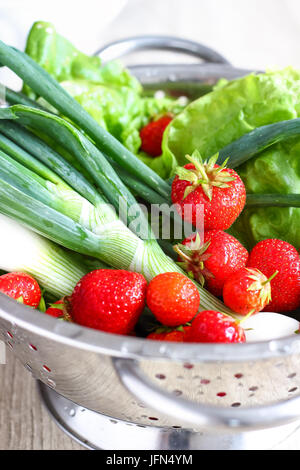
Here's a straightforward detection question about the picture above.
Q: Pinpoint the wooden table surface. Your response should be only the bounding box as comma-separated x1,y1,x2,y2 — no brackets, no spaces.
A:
2,0,300,451
0,349,84,450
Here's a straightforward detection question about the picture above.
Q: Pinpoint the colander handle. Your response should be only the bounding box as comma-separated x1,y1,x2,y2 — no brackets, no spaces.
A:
94,35,230,65
113,357,300,430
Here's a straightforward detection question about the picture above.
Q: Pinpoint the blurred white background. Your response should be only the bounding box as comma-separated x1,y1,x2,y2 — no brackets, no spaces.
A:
1,0,300,87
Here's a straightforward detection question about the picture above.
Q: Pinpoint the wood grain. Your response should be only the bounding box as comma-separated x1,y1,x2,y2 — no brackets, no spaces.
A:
0,349,84,450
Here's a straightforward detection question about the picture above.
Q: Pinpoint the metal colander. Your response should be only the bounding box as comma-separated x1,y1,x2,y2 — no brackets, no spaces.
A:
1,36,300,450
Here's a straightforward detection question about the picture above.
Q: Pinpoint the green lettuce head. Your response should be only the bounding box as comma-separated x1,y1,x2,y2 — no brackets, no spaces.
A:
163,68,300,249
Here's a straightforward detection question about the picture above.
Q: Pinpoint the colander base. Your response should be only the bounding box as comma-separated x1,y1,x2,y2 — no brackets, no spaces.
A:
37,381,300,450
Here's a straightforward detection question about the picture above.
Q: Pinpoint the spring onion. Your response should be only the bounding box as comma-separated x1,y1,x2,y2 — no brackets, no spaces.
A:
3,84,44,109
0,121,103,202
217,118,300,168
246,193,300,208
0,120,190,256
0,41,171,199
0,213,88,297
0,104,155,240
0,149,111,230
0,120,102,205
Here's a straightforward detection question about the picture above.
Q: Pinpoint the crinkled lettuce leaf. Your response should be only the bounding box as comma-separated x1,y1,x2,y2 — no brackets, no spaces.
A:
23,21,142,96
227,138,300,249
23,21,185,178
163,68,300,168
163,68,300,248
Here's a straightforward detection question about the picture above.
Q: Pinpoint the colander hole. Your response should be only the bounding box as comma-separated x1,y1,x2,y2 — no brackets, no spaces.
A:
288,373,297,379
234,373,243,379
6,331,13,339
288,387,298,393
46,379,56,388
148,417,159,421
172,426,182,429
217,392,227,397
7,341,13,349
249,386,259,392
173,390,183,396
42,365,51,373
183,363,194,369
200,379,210,385
155,374,166,380
29,344,37,351
231,402,241,407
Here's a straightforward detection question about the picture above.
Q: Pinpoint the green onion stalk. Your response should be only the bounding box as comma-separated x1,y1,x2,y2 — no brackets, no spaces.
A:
0,213,88,298
246,193,300,208
0,120,181,258
0,41,171,199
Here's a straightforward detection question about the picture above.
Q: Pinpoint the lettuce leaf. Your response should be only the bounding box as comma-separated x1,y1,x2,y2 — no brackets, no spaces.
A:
163,68,300,168
228,138,300,249
163,68,300,248
23,21,142,96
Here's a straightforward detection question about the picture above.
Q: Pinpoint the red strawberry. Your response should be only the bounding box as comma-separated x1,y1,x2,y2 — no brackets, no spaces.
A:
0,272,41,308
247,239,300,312
147,326,191,342
174,230,248,297
71,269,147,335
171,151,246,230
45,297,72,321
139,115,173,157
223,267,278,315
186,310,246,343
146,272,200,327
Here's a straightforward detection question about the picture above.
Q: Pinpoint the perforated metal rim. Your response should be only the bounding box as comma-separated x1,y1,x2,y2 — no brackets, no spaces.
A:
0,293,299,363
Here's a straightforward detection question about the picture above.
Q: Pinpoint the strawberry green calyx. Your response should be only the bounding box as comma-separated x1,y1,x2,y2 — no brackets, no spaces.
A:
246,268,278,306
173,232,214,286
38,295,46,312
151,323,191,335
175,150,236,200
45,296,73,321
